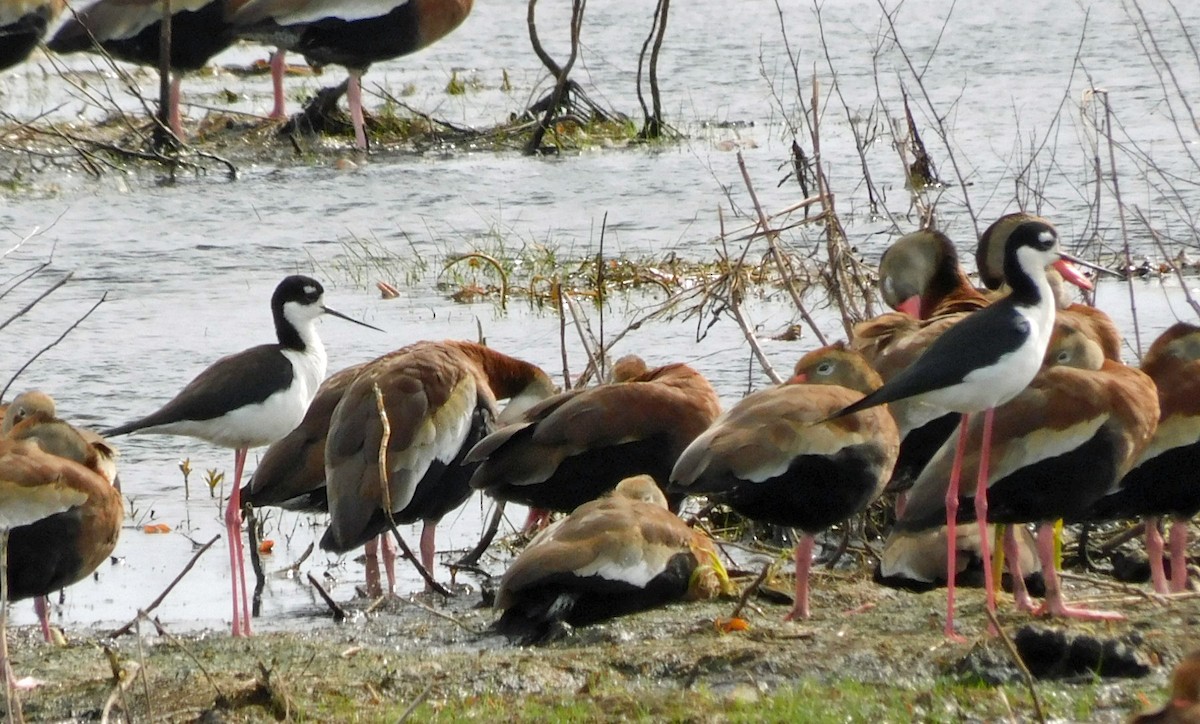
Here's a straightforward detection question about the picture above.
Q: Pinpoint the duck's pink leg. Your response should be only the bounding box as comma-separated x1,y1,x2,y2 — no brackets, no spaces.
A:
347,70,367,150
269,50,287,119
420,520,437,591
34,596,51,642
784,534,815,621
1004,526,1035,611
381,533,397,594
1170,517,1190,593
1033,523,1124,620
364,537,383,598
943,413,972,641
1146,517,1169,594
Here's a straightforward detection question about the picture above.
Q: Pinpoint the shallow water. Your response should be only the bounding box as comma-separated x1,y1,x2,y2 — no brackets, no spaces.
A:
0,0,1198,632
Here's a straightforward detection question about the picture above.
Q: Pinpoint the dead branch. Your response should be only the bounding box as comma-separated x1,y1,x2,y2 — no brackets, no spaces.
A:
107,534,220,638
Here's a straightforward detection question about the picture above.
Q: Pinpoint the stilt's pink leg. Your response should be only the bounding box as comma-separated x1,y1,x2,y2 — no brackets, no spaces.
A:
419,520,437,591
168,75,184,138
894,490,908,520
785,535,815,621
347,70,367,150
977,408,997,634
34,596,50,642
1004,525,1034,611
522,507,551,533
225,448,253,636
380,533,397,593
1146,517,1169,594
1170,517,1190,593
269,49,287,119
364,537,382,598
1033,524,1124,620
943,413,972,641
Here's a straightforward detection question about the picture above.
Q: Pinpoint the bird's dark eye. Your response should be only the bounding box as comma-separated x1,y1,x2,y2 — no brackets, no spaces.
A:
1056,350,1071,363
817,362,834,375
1035,229,1056,250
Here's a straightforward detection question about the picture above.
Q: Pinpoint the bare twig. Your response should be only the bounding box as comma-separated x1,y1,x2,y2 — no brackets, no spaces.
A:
983,607,1046,724
107,534,220,638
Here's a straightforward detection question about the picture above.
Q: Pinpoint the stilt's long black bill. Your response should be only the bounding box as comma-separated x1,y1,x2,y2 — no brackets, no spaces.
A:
1059,252,1120,278
324,306,385,332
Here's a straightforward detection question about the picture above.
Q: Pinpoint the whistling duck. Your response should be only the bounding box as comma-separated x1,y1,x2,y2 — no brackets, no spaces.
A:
877,228,989,319
876,523,1043,596
2,391,121,642
466,358,721,516
226,0,474,150
493,474,730,645
47,0,236,137
834,219,1091,636
0,434,122,695
1129,649,1200,723
0,0,63,71
103,276,380,637
1087,323,1200,594
320,341,555,589
670,343,899,619
896,317,1157,620
2,391,120,640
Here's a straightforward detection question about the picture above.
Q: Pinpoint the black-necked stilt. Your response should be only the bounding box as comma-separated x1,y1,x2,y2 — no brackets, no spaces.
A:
831,218,1089,637
0,0,64,71
493,474,731,646
670,344,898,620
1087,322,1200,594
226,0,475,149
317,340,554,593
897,318,1157,620
465,359,721,522
0,437,121,715
976,211,1124,362
103,274,381,637
2,390,121,642
47,0,234,137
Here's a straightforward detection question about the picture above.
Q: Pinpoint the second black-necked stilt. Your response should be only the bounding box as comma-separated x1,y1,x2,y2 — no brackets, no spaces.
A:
832,218,1090,638
103,274,382,637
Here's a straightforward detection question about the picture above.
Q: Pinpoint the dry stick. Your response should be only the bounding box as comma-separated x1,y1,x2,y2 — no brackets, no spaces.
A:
875,0,980,238
245,505,266,616
455,499,506,567
1058,570,1167,606
306,573,348,622
561,292,604,388
398,682,436,723
107,534,220,638
1136,207,1200,319
596,213,606,382
1096,91,1143,359
2,291,105,400
390,593,481,634
372,384,452,598
735,151,827,346
718,207,783,385
134,613,151,721
983,607,1046,724
0,271,71,332
809,73,870,332
729,562,774,620
556,282,571,389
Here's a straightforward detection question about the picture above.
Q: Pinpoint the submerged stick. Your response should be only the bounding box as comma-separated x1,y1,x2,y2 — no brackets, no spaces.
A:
306,573,348,622
107,534,220,638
